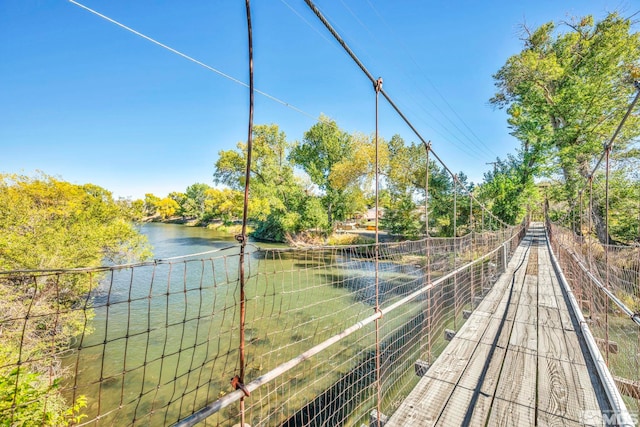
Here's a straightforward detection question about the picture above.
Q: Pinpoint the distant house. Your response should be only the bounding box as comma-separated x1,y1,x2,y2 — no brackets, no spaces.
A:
362,207,385,230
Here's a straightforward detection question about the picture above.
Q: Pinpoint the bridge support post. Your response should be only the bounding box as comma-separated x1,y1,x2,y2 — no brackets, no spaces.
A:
502,242,508,271
369,409,388,427
414,359,430,376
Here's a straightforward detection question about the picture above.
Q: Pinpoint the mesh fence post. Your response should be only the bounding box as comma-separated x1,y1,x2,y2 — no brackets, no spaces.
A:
453,175,458,330
604,146,610,365
373,76,383,427
470,198,475,312
425,143,432,363
234,2,254,423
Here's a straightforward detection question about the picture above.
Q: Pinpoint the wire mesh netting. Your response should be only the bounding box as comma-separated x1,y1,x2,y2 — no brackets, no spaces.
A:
550,224,640,413
0,226,524,426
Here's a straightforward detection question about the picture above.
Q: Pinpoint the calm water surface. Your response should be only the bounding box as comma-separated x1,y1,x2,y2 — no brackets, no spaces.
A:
63,224,425,426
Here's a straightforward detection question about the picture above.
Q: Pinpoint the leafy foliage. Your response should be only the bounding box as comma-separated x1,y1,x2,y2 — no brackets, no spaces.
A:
0,173,151,425
290,116,358,226
477,154,538,225
491,12,640,240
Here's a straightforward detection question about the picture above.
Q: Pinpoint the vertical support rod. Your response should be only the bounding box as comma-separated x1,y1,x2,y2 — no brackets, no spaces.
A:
579,191,583,241
236,1,254,423
470,195,474,309
604,147,611,365
373,76,383,427
453,175,458,330
589,178,595,316
425,143,432,363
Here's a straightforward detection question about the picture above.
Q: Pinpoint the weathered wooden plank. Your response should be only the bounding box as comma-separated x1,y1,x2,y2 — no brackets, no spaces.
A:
538,292,559,308
454,311,491,342
488,350,537,425
436,344,506,426
433,387,493,426
537,411,590,426
514,299,537,325
385,378,451,426
538,306,563,329
487,399,535,427
479,317,512,351
386,338,480,426
553,325,586,365
542,266,576,330
537,323,584,365
537,357,602,423
508,320,537,353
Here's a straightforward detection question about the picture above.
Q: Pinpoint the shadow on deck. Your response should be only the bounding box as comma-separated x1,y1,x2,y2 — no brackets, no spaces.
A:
386,223,627,426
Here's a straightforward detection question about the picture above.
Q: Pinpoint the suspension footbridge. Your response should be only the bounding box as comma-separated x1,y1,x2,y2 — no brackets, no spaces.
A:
2,1,640,426
387,223,626,426
2,218,639,426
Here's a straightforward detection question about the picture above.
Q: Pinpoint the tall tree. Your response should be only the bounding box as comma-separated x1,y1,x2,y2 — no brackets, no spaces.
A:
491,12,640,242
184,183,211,219
478,154,536,225
214,124,320,240
289,116,355,226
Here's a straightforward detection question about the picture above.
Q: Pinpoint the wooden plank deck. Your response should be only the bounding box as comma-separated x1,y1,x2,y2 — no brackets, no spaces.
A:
386,224,611,426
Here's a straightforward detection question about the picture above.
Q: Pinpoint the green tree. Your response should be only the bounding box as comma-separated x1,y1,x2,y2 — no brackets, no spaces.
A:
144,193,160,217
491,12,640,242
167,191,188,217
204,188,244,224
381,135,465,237
477,155,537,225
184,183,211,219
290,116,355,226
381,193,422,238
130,198,145,221
156,197,180,219
0,173,151,425
214,124,309,240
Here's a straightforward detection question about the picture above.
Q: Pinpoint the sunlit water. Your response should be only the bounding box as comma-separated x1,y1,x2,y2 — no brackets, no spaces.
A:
61,224,432,426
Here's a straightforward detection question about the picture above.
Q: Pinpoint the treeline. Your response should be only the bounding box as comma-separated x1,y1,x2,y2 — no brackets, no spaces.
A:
137,120,489,242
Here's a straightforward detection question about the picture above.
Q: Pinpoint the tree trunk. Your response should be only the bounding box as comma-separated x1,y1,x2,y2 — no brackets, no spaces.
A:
590,202,610,244
576,161,614,245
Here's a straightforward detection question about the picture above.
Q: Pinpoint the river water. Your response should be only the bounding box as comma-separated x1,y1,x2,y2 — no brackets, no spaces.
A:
62,223,436,426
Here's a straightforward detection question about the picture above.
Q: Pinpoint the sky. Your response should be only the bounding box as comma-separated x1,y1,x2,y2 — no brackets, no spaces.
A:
1,0,636,200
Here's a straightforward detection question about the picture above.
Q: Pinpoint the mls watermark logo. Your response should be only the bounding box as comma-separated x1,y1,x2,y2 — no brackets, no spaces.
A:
581,410,639,426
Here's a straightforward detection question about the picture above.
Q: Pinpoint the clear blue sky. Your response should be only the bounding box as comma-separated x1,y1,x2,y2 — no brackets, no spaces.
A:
0,0,634,200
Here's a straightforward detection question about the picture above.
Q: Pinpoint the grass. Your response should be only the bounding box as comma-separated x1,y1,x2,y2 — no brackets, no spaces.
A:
327,233,375,246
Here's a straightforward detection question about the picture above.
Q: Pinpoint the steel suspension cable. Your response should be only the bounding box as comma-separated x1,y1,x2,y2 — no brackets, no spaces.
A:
302,0,508,230
69,0,316,120
453,175,458,330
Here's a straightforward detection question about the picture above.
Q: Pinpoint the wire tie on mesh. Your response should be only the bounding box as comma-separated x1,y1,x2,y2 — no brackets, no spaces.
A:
374,307,383,318
235,234,246,244
231,375,250,397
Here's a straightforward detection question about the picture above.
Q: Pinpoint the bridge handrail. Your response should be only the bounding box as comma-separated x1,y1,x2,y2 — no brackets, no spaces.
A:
546,227,634,426
174,224,525,426
550,226,640,326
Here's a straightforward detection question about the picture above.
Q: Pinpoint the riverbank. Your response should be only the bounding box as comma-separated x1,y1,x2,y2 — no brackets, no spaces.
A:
141,216,398,246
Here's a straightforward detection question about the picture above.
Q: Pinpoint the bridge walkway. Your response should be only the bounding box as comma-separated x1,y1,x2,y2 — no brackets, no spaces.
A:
387,224,614,426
